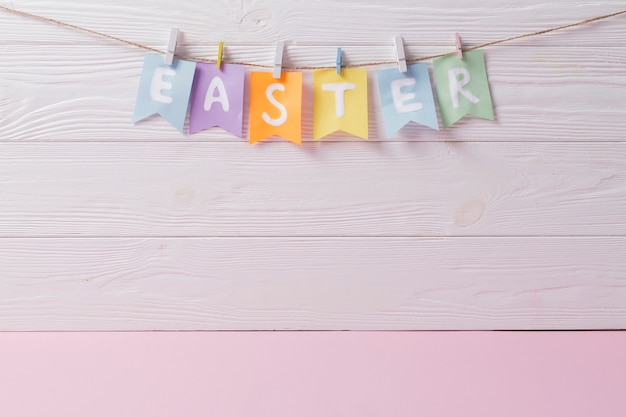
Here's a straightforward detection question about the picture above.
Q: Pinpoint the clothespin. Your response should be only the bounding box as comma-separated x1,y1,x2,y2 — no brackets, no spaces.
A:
394,35,407,73
454,32,463,60
273,41,284,79
216,41,224,69
336,48,343,75
165,28,179,66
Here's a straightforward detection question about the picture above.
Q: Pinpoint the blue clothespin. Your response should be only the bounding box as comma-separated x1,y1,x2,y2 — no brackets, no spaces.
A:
336,48,343,75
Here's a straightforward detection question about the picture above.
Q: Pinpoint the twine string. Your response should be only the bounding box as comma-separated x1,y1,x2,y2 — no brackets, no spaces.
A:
1,5,625,69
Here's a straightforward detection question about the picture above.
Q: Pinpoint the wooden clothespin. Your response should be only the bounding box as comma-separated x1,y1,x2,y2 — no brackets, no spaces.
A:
273,41,285,79
336,48,343,75
394,35,407,73
216,41,224,69
165,28,179,66
454,32,463,60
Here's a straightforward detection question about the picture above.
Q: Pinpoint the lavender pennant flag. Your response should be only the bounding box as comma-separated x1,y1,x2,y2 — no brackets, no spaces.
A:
189,63,246,136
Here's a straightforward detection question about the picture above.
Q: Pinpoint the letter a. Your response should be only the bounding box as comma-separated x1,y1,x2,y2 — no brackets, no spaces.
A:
448,68,479,109
204,76,230,112
391,78,423,113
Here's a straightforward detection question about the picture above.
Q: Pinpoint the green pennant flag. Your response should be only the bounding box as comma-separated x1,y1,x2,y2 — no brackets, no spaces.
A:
433,49,494,128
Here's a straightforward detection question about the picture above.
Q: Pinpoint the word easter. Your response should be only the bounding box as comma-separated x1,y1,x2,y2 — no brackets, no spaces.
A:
133,49,494,143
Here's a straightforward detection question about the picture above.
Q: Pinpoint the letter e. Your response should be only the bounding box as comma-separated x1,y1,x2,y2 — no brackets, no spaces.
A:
150,67,176,104
391,78,423,113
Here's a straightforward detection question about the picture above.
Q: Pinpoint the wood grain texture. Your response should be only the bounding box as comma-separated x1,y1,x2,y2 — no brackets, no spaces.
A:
0,45,624,141
0,0,625,330
1,237,625,330
0,142,625,237
1,0,625,46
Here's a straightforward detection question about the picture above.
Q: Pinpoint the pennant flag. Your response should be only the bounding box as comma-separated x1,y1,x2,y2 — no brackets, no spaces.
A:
189,63,245,136
313,68,368,140
249,72,302,144
376,63,439,137
132,53,196,132
432,49,494,128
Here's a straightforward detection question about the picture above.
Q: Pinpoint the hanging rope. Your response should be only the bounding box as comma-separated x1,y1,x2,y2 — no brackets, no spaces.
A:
1,5,625,69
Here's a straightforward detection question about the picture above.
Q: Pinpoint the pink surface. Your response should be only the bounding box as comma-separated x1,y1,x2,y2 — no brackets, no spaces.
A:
1,332,625,417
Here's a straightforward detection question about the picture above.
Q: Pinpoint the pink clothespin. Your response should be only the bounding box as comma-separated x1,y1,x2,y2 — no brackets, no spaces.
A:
454,32,463,60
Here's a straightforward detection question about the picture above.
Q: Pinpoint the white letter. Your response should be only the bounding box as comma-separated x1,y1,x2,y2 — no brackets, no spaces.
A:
391,78,423,113
204,76,230,112
150,67,176,104
322,83,355,118
448,68,479,109
262,83,287,127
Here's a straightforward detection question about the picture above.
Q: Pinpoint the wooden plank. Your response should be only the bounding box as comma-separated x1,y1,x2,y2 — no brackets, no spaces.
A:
1,332,625,417
1,237,625,330
1,1,624,47
0,142,624,237
0,45,624,141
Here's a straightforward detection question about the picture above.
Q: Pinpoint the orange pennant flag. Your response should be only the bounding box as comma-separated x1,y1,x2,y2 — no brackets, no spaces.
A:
249,72,302,144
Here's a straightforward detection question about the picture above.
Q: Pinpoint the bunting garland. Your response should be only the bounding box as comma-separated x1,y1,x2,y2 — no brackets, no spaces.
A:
2,5,625,143
132,51,492,140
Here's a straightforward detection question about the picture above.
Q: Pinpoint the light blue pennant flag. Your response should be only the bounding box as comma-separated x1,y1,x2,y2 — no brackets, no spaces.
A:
132,53,197,132
376,63,439,138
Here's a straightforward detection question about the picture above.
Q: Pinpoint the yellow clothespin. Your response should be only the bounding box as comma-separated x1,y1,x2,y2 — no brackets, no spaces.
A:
216,41,224,69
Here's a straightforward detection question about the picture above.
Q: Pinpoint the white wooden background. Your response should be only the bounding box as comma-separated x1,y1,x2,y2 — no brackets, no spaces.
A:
1,0,625,330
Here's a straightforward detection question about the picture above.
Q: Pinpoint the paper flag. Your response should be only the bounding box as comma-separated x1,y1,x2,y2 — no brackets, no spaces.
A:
132,53,196,132
189,63,245,136
376,63,439,137
249,72,302,144
432,49,494,128
313,68,368,140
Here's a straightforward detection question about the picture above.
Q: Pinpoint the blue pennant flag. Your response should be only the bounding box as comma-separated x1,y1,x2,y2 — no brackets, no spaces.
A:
376,63,439,138
132,53,196,132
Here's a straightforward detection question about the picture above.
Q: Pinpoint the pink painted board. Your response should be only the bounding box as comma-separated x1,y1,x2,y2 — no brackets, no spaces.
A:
0,331,625,417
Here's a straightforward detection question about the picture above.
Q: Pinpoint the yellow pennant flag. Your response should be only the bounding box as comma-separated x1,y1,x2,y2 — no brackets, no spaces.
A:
313,68,368,140
249,72,302,144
